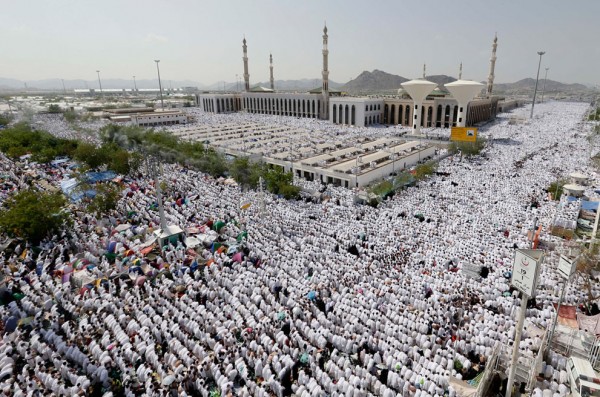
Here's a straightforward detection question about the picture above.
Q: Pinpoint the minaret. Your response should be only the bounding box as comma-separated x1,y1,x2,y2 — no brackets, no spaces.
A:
459,62,463,80
487,33,498,96
321,23,329,120
422,63,426,79
242,37,250,92
269,53,274,91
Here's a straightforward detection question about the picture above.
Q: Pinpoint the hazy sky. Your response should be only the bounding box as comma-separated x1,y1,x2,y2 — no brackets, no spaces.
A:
1,0,599,86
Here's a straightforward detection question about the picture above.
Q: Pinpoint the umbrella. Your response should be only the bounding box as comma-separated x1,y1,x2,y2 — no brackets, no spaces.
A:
277,312,286,321
129,266,144,276
162,374,176,386
115,224,131,232
61,273,72,284
236,231,248,242
79,286,90,296
107,241,118,254
307,291,316,300
18,317,34,327
135,276,147,286
233,252,243,263
4,316,17,333
213,221,226,232
300,353,309,364
227,245,239,255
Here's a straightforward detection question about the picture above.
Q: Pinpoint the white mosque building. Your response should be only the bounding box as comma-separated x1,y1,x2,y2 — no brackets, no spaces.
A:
196,27,521,128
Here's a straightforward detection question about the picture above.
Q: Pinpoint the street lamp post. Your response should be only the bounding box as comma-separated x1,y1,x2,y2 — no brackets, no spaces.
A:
133,75,138,92
96,70,103,96
541,68,549,103
236,74,239,92
154,60,165,110
530,51,545,119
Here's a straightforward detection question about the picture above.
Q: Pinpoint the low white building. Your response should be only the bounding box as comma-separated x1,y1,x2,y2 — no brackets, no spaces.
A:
131,110,188,127
329,97,384,127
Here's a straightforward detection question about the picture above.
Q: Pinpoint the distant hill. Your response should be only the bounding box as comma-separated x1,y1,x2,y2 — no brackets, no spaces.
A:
342,70,408,93
494,78,588,94
0,77,205,91
341,71,459,94
206,78,344,92
1,74,593,96
426,75,457,87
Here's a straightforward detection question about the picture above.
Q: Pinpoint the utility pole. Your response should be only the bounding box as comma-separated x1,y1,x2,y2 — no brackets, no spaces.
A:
530,51,545,118
61,79,67,95
96,70,103,97
133,75,138,92
147,155,168,231
154,60,165,110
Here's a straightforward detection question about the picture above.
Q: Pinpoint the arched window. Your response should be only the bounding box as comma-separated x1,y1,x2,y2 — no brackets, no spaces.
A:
390,104,396,125
351,105,356,125
405,105,410,125
398,105,403,125
427,106,433,127
333,104,337,123
383,104,389,124
452,106,458,127
338,105,342,124
345,104,349,124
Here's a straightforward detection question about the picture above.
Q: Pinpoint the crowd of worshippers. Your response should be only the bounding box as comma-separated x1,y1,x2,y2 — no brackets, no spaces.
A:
0,102,599,396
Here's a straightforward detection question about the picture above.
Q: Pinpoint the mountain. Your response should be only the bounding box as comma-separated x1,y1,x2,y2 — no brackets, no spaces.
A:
493,78,588,94
0,77,205,91
342,70,409,93
202,78,344,92
426,75,457,87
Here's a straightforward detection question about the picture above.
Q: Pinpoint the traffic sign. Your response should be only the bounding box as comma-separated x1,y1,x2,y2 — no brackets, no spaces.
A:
511,249,544,297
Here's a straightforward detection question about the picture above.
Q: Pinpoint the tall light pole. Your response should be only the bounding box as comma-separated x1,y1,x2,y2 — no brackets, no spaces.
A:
530,51,545,119
154,60,165,110
541,67,549,103
132,75,138,92
236,74,239,92
96,70,103,97
61,79,67,95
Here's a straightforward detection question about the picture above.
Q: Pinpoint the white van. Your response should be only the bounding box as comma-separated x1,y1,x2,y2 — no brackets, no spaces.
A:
567,357,600,397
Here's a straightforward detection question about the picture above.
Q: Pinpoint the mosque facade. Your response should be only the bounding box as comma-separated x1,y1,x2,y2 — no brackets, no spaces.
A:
196,26,521,128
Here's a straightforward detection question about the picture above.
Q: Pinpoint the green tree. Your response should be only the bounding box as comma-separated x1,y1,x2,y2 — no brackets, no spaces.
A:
73,142,109,169
0,112,13,126
48,104,61,113
448,138,487,157
0,190,71,244
0,122,78,162
414,161,438,181
86,183,123,217
230,157,252,189
63,110,78,123
279,184,301,200
264,166,294,195
548,178,566,200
